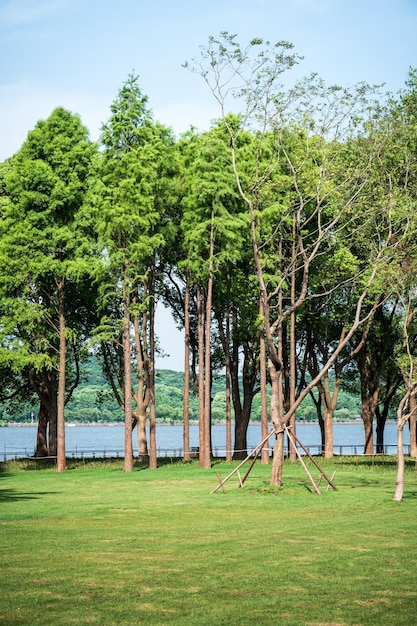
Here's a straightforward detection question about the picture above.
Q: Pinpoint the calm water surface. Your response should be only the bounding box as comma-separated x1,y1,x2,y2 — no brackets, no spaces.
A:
0,422,410,460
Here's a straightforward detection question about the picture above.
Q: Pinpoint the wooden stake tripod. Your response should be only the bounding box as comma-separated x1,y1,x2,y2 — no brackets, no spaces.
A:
212,426,337,494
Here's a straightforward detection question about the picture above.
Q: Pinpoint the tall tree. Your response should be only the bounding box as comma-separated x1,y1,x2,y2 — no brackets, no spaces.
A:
0,107,96,470
178,123,248,466
95,74,173,471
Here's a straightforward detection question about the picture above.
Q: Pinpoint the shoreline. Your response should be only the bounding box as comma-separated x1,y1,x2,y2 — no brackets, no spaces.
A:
2,419,398,428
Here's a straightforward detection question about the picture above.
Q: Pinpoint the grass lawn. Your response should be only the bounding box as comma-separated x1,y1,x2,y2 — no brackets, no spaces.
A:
0,455,416,625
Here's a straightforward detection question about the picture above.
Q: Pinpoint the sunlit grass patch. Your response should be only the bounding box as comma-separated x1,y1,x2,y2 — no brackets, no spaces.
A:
1,458,416,624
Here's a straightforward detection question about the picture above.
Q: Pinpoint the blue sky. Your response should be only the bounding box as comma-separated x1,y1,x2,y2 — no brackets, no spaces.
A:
1,0,416,162
1,0,416,369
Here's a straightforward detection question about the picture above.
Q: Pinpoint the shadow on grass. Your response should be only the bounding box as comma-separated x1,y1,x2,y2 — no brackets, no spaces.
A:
0,488,59,503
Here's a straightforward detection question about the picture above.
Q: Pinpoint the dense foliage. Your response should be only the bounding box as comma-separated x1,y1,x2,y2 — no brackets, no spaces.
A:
1,35,417,478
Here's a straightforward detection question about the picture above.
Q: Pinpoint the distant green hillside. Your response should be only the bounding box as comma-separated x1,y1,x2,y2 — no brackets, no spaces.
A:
0,357,362,424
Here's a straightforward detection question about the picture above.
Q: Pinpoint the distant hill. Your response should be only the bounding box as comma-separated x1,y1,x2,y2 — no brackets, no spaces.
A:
0,358,362,424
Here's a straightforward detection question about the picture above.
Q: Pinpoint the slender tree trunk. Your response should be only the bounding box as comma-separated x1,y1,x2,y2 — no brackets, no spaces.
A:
323,406,334,459
322,371,338,459
225,357,232,461
375,407,387,455
202,280,213,468
200,214,215,469
260,327,269,464
197,285,205,467
289,238,296,462
393,417,405,502
133,312,149,463
270,360,284,486
183,271,190,460
149,267,157,470
136,409,149,463
225,274,232,462
56,278,66,472
409,396,417,458
270,284,285,486
123,265,133,473
362,408,374,455
232,343,258,460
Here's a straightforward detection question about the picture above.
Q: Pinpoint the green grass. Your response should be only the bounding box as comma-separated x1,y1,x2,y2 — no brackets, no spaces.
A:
1,456,417,625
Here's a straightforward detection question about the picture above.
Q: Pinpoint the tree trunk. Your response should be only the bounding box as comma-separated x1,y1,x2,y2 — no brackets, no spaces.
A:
35,403,49,457
271,430,285,487
288,238,297,462
197,285,206,467
232,341,257,460
133,312,150,463
183,271,190,461
149,267,157,470
362,406,374,455
375,406,387,454
393,418,407,501
31,367,58,457
224,274,232,462
323,406,334,459
56,278,66,472
136,410,149,463
201,216,215,469
408,396,417,458
357,347,378,455
260,328,269,464
270,361,284,486
233,404,252,460
123,265,133,473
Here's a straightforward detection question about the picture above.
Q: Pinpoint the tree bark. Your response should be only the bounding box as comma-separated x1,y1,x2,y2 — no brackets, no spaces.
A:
357,346,379,455
123,264,133,473
56,278,66,472
224,273,232,462
409,396,417,458
35,403,49,457
30,367,57,457
260,328,270,464
375,406,387,455
197,285,206,467
149,267,157,470
183,270,191,460
269,360,284,486
288,237,297,462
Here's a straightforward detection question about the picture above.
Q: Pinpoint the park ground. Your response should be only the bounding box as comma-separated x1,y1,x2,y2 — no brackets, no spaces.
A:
1,455,416,625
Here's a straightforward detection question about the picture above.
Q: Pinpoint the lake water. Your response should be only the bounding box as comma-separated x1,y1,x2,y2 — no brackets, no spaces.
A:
0,422,410,460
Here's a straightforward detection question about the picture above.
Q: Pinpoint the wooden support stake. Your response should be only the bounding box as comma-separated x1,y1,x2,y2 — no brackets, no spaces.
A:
211,428,275,494
326,471,336,492
289,428,337,491
215,470,227,494
285,426,321,495
237,469,243,487
239,446,261,487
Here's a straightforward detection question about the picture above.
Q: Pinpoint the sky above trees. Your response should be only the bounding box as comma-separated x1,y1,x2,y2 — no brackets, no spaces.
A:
1,0,416,370
1,0,416,162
